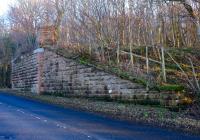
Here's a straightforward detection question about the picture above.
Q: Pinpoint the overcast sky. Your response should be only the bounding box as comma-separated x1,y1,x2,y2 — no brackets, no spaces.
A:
0,0,15,16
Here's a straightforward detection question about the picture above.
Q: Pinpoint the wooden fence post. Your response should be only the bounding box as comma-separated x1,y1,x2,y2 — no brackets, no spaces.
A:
117,37,120,65
161,46,167,83
146,46,149,91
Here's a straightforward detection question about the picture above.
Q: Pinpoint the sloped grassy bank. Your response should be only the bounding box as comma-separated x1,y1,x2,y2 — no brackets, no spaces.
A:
52,47,200,93
0,89,200,135
50,47,197,97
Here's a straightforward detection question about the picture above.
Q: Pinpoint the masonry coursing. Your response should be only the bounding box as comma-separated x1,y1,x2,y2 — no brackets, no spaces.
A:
12,48,148,99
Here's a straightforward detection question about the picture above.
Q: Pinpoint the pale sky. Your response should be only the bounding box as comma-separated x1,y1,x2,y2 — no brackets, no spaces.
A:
0,0,15,16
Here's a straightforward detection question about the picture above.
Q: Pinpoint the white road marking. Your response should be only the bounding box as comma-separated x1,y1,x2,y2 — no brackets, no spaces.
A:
35,117,41,120
4,106,98,140
5,107,75,133
55,123,68,129
30,114,40,120
56,124,60,127
56,124,66,129
13,109,82,133
43,120,47,122
16,109,25,114
20,111,25,114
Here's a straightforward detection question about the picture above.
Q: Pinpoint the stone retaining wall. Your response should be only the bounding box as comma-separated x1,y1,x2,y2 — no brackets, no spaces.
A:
41,50,147,98
11,50,44,93
12,48,147,98
12,48,182,105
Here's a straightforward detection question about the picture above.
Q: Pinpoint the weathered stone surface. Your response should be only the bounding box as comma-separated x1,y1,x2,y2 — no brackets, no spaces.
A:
12,52,43,93
12,48,184,106
12,48,147,98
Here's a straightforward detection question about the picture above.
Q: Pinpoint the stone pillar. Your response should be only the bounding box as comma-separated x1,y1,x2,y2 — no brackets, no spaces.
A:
33,48,44,94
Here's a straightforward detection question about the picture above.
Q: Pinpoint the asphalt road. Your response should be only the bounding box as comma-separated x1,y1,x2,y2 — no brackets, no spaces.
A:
0,92,199,140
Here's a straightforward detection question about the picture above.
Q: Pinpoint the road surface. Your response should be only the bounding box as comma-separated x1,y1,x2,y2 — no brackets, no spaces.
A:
0,92,199,140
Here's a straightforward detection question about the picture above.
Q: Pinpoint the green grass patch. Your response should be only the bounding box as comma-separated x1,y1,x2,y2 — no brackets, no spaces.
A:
156,84,185,92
